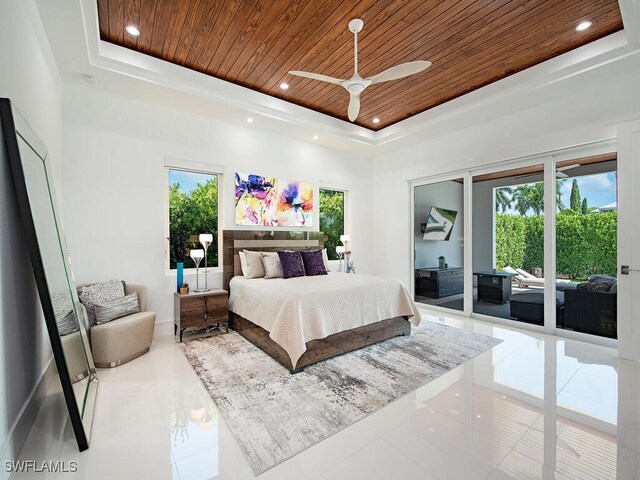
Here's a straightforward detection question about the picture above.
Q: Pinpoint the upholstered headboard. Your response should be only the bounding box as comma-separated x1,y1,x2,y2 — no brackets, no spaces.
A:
222,230,324,291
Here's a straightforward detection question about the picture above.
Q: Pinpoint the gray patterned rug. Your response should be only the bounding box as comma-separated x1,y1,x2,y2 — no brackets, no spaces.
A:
179,320,501,475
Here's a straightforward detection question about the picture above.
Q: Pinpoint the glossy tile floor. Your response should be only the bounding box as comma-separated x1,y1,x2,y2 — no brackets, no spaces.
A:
12,309,640,480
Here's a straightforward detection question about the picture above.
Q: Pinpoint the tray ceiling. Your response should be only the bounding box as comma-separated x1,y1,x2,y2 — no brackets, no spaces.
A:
96,0,623,131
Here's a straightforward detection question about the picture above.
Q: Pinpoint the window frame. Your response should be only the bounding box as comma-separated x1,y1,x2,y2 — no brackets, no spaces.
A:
164,159,223,276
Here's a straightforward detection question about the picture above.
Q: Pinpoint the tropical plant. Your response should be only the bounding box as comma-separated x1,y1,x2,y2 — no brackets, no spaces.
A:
495,187,513,213
319,189,345,260
169,177,218,269
511,184,532,216
556,179,566,211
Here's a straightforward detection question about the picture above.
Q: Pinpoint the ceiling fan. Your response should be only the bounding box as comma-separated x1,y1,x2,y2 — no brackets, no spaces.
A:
514,164,581,180
288,19,431,122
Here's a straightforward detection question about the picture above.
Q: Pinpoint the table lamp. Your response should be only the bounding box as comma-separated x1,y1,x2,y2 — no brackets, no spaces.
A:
199,233,213,292
190,248,205,292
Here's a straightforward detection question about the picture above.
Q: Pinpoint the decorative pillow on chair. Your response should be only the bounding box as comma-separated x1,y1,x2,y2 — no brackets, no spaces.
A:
261,252,284,279
94,292,140,325
79,279,125,326
242,250,265,278
277,251,305,279
302,250,328,276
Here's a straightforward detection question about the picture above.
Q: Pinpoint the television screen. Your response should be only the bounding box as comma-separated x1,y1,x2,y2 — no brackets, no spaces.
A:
423,206,457,241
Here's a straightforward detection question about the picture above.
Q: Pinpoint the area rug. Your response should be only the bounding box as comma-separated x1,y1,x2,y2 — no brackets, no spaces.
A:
179,320,501,474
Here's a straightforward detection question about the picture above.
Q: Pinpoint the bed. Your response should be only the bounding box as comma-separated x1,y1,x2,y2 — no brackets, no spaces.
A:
223,230,421,373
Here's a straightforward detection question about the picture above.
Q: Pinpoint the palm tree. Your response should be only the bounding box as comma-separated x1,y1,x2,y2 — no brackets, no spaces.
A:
556,179,566,211
528,183,544,215
495,187,513,212
511,184,532,216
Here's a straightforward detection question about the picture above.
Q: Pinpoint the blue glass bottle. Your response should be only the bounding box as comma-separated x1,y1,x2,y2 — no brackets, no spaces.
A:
177,262,184,292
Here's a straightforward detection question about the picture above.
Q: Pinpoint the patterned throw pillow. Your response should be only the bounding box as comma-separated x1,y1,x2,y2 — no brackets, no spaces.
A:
301,250,328,276
94,292,140,325
261,252,284,279
277,251,305,279
79,279,125,327
51,291,78,335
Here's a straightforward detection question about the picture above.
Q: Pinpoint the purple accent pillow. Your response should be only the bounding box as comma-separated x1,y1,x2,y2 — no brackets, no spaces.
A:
301,250,328,276
277,251,305,279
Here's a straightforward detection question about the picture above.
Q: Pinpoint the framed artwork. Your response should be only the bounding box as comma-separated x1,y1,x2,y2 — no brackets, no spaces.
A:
235,173,313,227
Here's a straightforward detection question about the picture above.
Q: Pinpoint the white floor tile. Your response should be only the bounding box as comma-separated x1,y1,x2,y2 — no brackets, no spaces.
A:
14,312,640,480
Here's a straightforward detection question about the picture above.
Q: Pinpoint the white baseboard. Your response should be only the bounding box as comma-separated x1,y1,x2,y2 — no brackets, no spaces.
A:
0,358,57,480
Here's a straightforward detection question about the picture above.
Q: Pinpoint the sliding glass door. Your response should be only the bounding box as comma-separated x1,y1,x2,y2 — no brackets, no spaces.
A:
472,165,546,325
413,179,465,312
555,155,618,338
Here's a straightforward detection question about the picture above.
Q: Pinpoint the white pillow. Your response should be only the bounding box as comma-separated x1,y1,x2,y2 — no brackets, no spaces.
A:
239,251,248,276
260,252,284,279
322,249,331,272
242,250,265,278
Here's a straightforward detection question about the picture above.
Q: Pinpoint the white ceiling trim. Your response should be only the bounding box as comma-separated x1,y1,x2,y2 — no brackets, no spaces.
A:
80,0,640,149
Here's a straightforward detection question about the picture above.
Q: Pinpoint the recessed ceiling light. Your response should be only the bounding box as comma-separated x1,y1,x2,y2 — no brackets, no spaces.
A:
279,82,289,90
372,117,380,124
575,21,592,32
125,25,141,36
313,135,319,140
247,117,253,123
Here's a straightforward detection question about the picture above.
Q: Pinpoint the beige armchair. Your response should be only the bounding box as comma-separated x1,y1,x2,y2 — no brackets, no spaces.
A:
78,283,155,368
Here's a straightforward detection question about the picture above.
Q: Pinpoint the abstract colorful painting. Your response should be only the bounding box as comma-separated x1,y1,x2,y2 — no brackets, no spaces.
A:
235,173,313,227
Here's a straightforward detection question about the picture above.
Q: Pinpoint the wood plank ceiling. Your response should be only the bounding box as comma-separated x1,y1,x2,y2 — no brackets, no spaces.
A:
97,0,623,131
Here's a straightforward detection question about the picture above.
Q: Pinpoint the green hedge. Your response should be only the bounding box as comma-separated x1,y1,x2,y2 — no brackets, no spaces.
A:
495,211,617,279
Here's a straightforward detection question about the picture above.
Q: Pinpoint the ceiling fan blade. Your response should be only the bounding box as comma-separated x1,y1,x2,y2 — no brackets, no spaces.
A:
348,94,360,122
556,171,569,178
288,70,344,85
367,60,431,84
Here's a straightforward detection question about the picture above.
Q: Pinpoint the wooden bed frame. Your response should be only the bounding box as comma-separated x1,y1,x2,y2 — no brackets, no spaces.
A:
222,230,412,373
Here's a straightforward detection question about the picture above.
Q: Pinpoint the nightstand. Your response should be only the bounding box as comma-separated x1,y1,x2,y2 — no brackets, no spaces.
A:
174,289,228,342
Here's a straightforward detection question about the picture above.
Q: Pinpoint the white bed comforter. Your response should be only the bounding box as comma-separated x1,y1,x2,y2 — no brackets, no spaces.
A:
229,272,421,368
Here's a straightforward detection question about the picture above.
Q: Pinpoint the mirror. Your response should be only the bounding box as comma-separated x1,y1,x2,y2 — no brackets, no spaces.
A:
0,99,97,450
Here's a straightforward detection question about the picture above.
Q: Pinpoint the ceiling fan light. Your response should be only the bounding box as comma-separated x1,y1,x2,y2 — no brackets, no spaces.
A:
279,82,289,90
348,84,365,95
372,117,380,124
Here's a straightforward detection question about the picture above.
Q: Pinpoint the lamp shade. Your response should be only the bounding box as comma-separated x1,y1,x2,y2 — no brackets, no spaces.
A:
340,234,350,244
336,245,345,254
190,249,204,260
199,233,213,245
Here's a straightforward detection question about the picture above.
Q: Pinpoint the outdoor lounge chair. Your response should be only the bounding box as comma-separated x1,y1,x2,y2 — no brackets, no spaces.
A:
503,266,543,287
503,266,570,288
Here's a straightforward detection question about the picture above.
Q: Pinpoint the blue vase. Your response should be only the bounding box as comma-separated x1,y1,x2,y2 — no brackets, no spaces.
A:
177,262,184,292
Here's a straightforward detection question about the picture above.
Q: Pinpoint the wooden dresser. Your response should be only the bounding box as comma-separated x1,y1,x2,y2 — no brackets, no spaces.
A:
174,289,228,342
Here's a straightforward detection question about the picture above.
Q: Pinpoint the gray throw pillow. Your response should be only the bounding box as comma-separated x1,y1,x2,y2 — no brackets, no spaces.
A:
79,279,125,326
94,292,140,325
261,252,284,279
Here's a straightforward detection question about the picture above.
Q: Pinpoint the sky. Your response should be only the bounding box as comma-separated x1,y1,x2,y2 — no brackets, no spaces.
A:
169,169,215,194
498,171,617,215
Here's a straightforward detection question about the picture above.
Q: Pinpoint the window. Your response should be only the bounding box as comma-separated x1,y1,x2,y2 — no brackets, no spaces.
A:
319,189,345,260
168,168,219,269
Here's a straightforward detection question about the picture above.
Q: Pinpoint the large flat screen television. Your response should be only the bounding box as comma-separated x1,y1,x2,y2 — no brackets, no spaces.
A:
423,206,457,241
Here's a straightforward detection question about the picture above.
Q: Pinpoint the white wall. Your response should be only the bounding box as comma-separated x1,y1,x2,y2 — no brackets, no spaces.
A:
372,51,640,289
0,0,62,468
61,85,373,329
414,182,464,269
